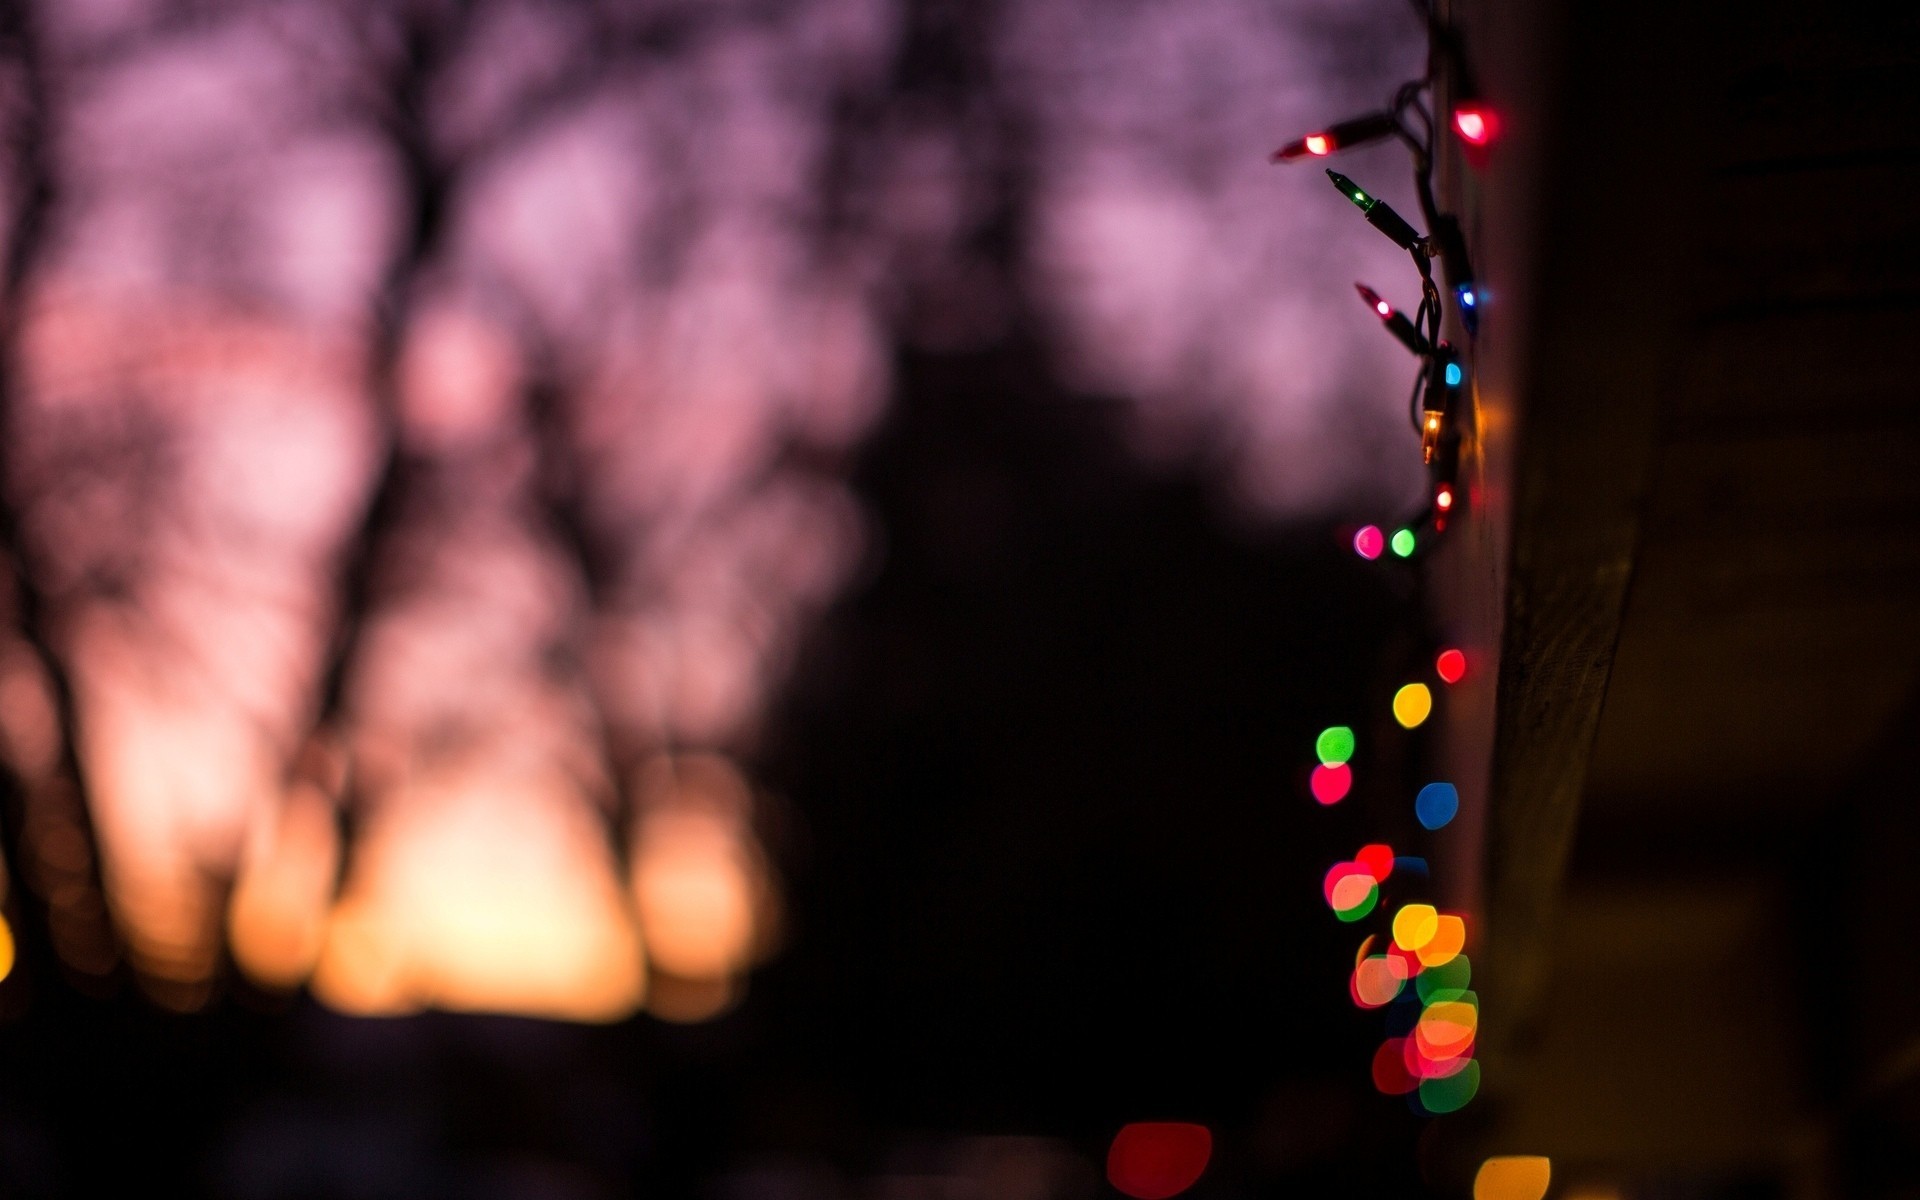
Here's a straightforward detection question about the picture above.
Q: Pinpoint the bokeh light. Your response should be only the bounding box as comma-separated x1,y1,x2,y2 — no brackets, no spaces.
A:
1316,725,1356,765
1416,998,1479,1059
1416,915,1467,969
0,913,13,983
1415,781,1459,829
1352,954,1409,1008
1311,762,1352,805
1405,1035,1475,1081
1392,683,1433,729
1356,843,1395,882
1475,1156,1552,1200
1354,525,1385,560
1416,954,1471,1003
1392,903,1438,952
1324,861,1372,907
1387,941,1426,978
1371,1038,1419,1095
1435,648,1467,684
1417,1060,1482,1113
1334,882,1379,923
1106,1122,1212,1200
1390,528,1416,557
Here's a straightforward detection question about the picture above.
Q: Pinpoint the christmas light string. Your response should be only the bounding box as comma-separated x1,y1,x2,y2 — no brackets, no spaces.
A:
1271,4,1494,1122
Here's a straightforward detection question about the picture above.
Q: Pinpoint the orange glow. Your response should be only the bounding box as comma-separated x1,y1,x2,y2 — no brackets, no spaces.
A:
631,754,772,985
646,973,741,1024
0,912,14,982
1391,903,1438,952
632,811,762,980
1474,1157,1551,1200
312,767,646,1023
1416,914,1466,968
228,783,340,989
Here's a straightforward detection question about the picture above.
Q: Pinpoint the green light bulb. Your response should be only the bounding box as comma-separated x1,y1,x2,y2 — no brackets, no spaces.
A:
1390,528,1415,557
1325,169,1374,211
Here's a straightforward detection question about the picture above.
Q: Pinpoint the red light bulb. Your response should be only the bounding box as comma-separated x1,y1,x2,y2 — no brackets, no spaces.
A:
1436,649,1467,684
1452,105,1498,148
1304,134,1331,156
1436,484,1455,511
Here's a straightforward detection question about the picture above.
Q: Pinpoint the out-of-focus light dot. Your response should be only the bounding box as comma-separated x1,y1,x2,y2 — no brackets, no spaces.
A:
1405,1036,1475,1080
1417,997,1480,1059
1436,649,1467,684
1356,843,1394,882
1324,861,1371,907
1393,683,1433,729
1387,941,1425,979
1355,934,1377,967
0,913,13,982
1436,485,1455,511
1416,781,1459,830
1354,525,1384,560
1375,300,1392,317
1305,134,1332,156
1316,726,1355,766
1392,903,1438,952
1444,362,1463,387
1419,1060,1482,1113
1107,1122,1213,1200
1417,954,1471,1003
1417,915,1467,968
1390,528,1416,558
1311,762,1352,805
1394,856,1429,878
1475,1157,1552,1200
1334,883,1379,923
1458,285,1478,308
1353,954,1409,1007
1372,1038,1420,1095
1329,873,1376,914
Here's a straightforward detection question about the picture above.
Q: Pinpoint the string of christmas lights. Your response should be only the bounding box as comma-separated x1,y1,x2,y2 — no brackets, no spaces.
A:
1269,5,1494,1125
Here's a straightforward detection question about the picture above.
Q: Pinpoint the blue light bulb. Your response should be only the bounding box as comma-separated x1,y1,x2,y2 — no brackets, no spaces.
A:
1444,362,1463,387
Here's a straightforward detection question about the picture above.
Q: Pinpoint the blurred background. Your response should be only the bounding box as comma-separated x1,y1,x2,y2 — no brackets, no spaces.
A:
0,0,1441,1194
